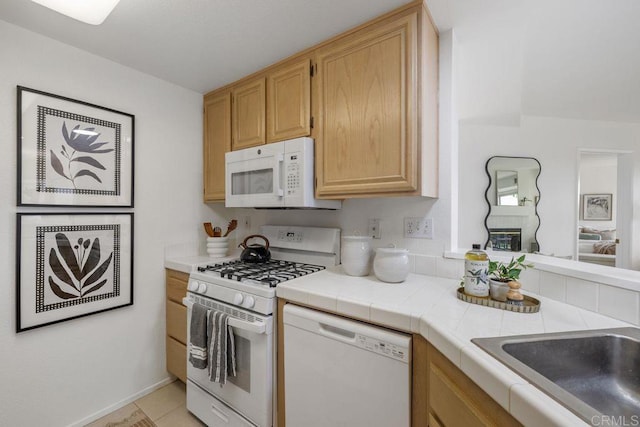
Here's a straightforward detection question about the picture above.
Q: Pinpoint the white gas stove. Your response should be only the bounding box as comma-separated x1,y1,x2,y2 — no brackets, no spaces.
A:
187,225,340,315
184,225,340,427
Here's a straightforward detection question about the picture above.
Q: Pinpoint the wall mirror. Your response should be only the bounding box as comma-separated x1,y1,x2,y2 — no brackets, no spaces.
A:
484,156,541,253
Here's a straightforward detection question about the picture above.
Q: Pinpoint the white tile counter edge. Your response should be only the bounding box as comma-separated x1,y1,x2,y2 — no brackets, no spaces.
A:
164,255,213,273
275,266,632,427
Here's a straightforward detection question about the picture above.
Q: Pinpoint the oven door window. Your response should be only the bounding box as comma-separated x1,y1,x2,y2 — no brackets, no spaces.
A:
231,168,273,195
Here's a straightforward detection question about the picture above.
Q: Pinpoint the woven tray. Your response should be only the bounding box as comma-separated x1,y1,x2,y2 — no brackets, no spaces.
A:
456,288,541,313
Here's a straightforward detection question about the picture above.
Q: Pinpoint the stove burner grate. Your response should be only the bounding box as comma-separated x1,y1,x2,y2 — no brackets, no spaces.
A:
197,259,325,287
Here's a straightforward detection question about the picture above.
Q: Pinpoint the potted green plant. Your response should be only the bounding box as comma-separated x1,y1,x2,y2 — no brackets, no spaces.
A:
488,255,533,301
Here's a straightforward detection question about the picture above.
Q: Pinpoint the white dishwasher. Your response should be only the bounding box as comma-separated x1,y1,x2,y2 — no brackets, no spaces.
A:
283,304,411,427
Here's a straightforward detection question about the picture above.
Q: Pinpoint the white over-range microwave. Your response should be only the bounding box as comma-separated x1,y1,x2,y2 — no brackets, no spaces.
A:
225,137,341,209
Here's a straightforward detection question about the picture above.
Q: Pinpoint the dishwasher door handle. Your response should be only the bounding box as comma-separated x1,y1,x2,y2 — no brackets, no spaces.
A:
318,322,357,343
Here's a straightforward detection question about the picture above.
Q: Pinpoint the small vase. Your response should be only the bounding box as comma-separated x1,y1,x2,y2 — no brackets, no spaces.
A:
489,279,510,302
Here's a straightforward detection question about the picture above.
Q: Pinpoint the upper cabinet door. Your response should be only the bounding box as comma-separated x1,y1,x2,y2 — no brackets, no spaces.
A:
232,77,266,150
267,59,311,143
315,11,419,197
203,91,232,202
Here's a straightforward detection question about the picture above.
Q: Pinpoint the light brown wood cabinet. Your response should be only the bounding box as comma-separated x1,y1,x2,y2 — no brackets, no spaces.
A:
202,1,438,201
232,77,266,150
203,91,231,202
267,58,311,142
166,269,189,383
413,335,522,427
231,59,312,150
313,4,438,198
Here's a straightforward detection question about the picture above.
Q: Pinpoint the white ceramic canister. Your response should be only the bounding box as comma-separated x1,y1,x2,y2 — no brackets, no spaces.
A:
341,236,373,276
206,236,229,258
373,247,410,283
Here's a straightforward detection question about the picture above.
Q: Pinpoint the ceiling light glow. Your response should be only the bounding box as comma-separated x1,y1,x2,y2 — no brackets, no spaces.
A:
31,0,121,25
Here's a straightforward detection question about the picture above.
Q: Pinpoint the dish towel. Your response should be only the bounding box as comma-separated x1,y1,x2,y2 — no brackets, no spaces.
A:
188,303,209,369
207,310,237,384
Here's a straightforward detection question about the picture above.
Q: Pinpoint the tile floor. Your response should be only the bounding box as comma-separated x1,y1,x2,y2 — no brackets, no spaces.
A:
86,380,205,427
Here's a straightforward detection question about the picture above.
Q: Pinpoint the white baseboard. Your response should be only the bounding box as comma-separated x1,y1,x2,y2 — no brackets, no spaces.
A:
67,376,176,427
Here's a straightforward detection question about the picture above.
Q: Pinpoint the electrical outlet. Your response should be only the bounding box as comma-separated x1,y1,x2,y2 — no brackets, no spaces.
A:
368,218,381,239
404,217,434,239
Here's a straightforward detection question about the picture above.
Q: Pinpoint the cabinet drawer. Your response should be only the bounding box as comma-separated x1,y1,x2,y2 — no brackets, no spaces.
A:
166,300,187,344
166,269,189,303
166,336,187,383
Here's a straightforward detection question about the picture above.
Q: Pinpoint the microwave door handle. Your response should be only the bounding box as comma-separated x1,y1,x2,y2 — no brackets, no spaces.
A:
275,153,284,197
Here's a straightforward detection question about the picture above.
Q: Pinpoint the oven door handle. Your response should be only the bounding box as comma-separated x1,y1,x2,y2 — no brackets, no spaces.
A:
183,297,269,334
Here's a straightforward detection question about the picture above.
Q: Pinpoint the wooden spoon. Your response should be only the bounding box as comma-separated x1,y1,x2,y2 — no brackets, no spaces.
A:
213,227,222,237
223,219,238,237
204,222,214,237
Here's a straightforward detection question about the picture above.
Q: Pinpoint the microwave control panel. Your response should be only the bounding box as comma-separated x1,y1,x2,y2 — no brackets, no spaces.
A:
286,154,301,195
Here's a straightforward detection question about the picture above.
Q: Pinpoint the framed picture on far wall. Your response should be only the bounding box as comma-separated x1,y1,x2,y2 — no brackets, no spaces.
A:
582,193,613,221
16,213,134,332
17,86,134,207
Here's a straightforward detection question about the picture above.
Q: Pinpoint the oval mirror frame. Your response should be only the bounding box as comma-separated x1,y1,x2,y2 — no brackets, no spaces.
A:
484,156,541,253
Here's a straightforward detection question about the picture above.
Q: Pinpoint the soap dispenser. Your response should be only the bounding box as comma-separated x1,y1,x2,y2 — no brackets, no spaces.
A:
463,244,489,298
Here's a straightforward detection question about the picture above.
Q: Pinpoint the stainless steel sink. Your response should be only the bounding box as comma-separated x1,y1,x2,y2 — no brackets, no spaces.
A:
472,328,640,424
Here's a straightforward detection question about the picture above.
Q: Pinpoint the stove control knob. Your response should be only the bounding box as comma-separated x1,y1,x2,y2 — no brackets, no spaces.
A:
188,281,199,292
197,282,208,293
233,293,244,305
242,296,255,309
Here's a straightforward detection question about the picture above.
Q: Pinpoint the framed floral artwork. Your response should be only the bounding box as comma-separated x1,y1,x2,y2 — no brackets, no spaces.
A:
17,213,134,332
17,86,134,207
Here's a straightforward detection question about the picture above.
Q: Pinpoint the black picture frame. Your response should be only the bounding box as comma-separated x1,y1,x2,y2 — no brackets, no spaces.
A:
17,86,134,207
16,212,134,332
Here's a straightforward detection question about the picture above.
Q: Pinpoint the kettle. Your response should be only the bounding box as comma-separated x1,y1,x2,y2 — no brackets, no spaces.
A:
238,235,271,263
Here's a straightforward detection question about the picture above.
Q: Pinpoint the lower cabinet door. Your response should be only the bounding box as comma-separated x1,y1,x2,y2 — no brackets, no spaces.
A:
167,336,187,383
166,300,187,344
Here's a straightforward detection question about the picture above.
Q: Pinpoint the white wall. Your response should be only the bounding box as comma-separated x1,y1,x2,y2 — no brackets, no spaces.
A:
458,116,640,269
0,20,230,426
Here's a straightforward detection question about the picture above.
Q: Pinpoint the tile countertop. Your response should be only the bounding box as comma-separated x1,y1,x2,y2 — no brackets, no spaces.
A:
276,266,632,427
